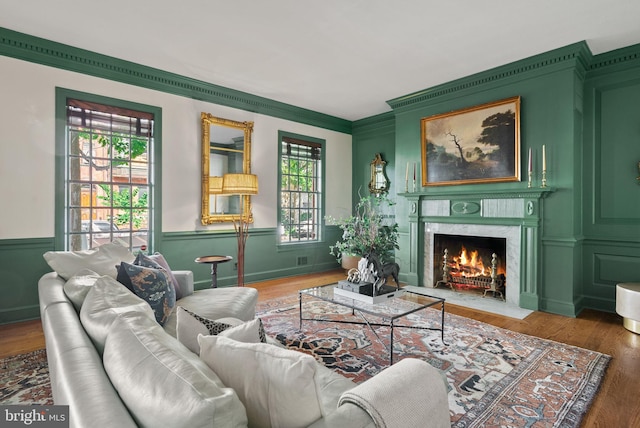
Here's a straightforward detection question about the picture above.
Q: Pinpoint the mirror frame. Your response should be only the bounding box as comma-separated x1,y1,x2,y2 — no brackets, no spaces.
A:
368,153,390,195
201,112,254,224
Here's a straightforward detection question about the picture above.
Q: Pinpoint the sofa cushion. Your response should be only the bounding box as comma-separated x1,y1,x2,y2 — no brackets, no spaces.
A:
176,307,266,354
103,311,248,428
116,262,176,325
148,252,183,299
43,242,135,280
163,287,258,337
116,253,164,291
198,335,327,428
63,268,101,311
80,275,156,354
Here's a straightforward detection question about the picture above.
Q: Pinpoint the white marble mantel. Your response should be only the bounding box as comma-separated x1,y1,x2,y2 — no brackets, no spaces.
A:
402,187,554,311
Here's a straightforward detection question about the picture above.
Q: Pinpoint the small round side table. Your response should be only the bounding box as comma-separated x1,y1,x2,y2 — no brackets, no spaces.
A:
195,255,233,288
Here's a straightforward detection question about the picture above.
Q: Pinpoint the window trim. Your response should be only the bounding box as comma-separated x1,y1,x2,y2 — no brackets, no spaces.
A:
277,130,326,246
55,87,162,251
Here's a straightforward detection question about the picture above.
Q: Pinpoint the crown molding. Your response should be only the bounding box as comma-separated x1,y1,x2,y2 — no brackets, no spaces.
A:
588,42,640,76
387,42,592,112
0,27,352,134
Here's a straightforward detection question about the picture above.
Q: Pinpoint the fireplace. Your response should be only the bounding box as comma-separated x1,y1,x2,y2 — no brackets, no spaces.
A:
424,223,521,306
433,234,507,299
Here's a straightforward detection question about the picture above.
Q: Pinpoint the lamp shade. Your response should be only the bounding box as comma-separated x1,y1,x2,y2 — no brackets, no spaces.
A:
209,176,224,194
222,173,258,196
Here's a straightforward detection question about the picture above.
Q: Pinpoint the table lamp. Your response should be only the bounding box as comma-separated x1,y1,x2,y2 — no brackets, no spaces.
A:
222,173,258,287
208,176,224,213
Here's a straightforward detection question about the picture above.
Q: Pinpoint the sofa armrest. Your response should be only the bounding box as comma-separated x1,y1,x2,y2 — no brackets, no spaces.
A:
307,402,375,428
173,270,194,296
338,358,450,428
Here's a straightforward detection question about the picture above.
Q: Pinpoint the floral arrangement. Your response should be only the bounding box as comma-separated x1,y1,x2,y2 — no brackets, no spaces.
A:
326,195,399,264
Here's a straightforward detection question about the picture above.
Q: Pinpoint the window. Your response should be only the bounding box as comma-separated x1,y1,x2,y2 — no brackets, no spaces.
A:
59,93,157,252
279,132,324,244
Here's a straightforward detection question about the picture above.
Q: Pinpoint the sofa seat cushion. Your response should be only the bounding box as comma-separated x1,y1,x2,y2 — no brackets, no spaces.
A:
80,276,156,355
43,242,134,280
103,311,248,428
198,335,353,428
163,287,258,337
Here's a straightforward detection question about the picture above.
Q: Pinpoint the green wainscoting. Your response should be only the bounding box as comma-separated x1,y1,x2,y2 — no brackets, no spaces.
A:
159,228,341,290
0,238,54,324
1,229,342,324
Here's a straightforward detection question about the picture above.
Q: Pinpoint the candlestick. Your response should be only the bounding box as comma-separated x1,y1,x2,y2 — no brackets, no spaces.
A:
405,162,409,192
413,163,417,192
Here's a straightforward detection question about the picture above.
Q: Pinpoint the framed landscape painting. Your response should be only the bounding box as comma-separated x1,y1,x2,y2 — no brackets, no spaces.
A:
421,96,521,186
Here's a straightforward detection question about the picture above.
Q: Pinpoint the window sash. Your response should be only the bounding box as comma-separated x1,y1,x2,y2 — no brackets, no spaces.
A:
64,99,153,252
280,138,322,243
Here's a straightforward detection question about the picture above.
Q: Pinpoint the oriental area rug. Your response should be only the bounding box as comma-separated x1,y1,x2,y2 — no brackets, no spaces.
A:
0,349,52,405
257,294,611,428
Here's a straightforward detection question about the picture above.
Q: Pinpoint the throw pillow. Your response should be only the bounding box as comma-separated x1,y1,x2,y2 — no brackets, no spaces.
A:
103,311,248,428
148,252,182,300
176,307,266,354
63,268,101,311
43,242,135,280
117,261,176,325
198,335,324,428
79,275,155,355
116,252,164,291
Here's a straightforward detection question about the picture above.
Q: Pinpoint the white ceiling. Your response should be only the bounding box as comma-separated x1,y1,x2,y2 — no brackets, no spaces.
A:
3,1,640,121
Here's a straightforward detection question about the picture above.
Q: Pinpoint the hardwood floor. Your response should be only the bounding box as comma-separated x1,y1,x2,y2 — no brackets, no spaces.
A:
1,269,638,427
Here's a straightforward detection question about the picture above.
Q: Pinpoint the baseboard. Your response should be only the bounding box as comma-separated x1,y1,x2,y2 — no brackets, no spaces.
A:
539,297,579,317
0,305,41,325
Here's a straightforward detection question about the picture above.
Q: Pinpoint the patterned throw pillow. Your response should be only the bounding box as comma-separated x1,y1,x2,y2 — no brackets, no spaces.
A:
117,261,176,325
176,307,266,354
148,252,182,299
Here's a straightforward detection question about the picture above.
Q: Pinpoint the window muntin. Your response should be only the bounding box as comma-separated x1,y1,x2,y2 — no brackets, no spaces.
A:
64,99,153,252
279,135,323,244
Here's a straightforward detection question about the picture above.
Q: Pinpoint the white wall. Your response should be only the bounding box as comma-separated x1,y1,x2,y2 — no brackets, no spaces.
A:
0,55,352,239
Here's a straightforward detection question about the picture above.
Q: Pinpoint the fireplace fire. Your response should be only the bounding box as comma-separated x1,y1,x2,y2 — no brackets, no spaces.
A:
433,234,506,300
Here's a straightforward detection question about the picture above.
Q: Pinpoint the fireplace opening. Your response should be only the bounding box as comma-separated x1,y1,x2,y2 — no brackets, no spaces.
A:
433,234,507,299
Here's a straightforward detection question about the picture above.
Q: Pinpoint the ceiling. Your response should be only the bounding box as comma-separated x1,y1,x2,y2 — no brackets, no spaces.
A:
3,1,640,121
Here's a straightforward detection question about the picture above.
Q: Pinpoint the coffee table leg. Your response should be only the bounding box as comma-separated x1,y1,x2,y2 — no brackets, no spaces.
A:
441,301,446,344
390,321,395,365
299,293,302,330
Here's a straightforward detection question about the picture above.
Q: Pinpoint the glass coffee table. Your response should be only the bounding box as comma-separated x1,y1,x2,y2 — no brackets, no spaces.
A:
299,284,446,365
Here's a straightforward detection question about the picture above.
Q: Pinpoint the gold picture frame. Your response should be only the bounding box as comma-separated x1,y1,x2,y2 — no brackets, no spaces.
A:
421,96,521,186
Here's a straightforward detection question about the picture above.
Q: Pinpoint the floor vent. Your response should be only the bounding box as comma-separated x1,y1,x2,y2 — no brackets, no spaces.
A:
297,256,308,266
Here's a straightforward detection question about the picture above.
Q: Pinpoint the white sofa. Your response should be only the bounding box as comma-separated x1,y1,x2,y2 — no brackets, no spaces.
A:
38,246,450,428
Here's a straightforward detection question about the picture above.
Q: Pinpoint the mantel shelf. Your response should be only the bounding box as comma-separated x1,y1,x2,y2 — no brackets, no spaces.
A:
399,186,556,200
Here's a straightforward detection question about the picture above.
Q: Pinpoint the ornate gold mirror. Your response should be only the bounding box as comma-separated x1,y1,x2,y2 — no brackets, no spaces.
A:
368,153,389,195
201,113,253,224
